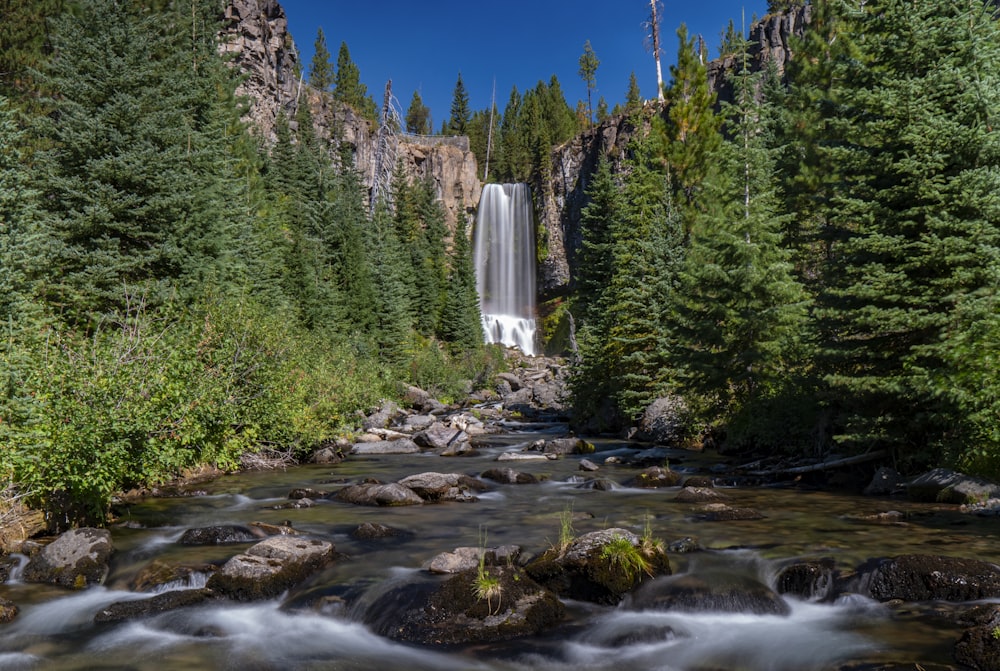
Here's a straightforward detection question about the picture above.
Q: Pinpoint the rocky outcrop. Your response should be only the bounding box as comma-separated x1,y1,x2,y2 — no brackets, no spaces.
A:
205,535,336,600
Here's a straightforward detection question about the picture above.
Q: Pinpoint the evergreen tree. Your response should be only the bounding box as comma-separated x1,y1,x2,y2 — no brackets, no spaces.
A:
440,222,483,351
368,203,413,366
0,95,39,323
625,71,643,115
538,75,578,144
661,24,722,224
447,72,471,136
498,86,529,182
596,96,609,123
574,154,620,327
405,89,432,134
309,27,334,92
467,104,499,180
578,40,600,129
813,0,1000,466
333,41,376,121
0,0,63,102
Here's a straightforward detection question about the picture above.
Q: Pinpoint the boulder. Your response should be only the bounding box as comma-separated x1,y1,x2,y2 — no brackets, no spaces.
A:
864,466,903,496
906,468,1000,504
396,472,487,502
575,478,616,491
401,414,436,432
350,438,421,455
288,488,328,500
852,554,1000,602
635,395,690,445
310,445,345,465
438,440,475,456
525,528,671,605
350,522,408,540
426,545,522,574
775,559,840,601
681,475,715,488
954,604,1000,671
543,438,595,455
401,385,443,413
363,566,565,645
206,536,336,601
22,528,113,589
0,597,18,624
480,468,539,485
361,401,401,431
412,423,469,451
626,466,683,489
497,451,552,462
627,573,790,616
333,483,424,506
94,588,219,623
674,486,727,503
695,503,766,521
178,525,259,545
579,459,600,472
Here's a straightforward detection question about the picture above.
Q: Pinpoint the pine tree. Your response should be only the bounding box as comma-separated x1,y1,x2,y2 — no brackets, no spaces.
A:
0,0,64,102
813,0,1000,465
538,75,578,144
405,90,432,134
574,155,620,326
0,95,39,323
498,86,529,182
625,71,643,115
440,221,483,351
578,40,600,129
309,27,334,92
333,41,376,121
448,72,471,136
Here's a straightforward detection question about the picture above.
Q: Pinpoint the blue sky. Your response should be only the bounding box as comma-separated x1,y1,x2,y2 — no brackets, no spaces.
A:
279,1,770,129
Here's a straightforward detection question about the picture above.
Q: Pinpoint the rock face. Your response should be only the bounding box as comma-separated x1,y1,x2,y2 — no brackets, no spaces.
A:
219,0,480,232
22,528,113,589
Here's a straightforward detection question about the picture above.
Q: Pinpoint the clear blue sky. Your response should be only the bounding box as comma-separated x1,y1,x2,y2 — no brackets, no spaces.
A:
279,1,770,128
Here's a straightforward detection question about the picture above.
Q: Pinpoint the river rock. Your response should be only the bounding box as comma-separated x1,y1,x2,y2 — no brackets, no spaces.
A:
401,414,436,432
412,423,468,450
635,395,690,445
401,385,445,413
364,566,565,645
480,468,539,485
178,525,259,545
906,468,1000,504
954,604,1000,671
575,478,616,491
695,503,766,521
396,472,487,502
674,486,727,503
309,444,345,465
626,466,683,489
130,560,217,592
525,528,671,605
206,536,335,601
863,467,903,496
94,588,219,623
496,451,552,462
426,545,522,574
542,437,595,455
350,438,421,455
22,527,113,589
627,573,791,615
852,554,1000,602
350,522,408,539
579,459,600,472
288,488,327,500
0,597,18,623
333,483,424,506
775,559,840,601
361,401,401,431
681,475,715,488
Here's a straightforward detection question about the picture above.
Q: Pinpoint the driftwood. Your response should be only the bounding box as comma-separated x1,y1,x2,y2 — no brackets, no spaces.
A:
747,450,888,477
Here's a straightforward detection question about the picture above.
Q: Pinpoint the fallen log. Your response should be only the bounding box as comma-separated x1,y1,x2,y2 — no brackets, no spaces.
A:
747,450,888,477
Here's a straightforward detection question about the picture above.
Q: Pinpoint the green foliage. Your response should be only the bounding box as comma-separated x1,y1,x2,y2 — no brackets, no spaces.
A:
404,90,432,135
447,72,471,136
333,41,376,122
600,535,652,583
625,71,643,115
439,221,484,353
309,28,334,92
578,40,600,129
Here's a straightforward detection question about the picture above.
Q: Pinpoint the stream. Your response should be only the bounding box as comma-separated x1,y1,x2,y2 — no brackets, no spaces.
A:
2,420,999,670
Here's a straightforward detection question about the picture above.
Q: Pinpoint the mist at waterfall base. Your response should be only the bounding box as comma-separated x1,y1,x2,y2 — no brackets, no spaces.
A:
474,183,538,356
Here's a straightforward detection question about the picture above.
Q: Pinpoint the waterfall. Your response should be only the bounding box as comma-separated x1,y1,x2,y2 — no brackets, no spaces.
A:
473,183,537,356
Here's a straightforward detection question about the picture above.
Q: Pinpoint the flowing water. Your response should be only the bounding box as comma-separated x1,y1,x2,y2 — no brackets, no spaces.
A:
474,183,537,355
2,424,999,670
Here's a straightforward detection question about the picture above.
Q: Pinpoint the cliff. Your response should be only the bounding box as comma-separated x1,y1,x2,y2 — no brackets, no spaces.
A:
219,0,480,231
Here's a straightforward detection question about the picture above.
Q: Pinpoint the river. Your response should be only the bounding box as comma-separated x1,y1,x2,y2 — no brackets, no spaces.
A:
1,421,997,670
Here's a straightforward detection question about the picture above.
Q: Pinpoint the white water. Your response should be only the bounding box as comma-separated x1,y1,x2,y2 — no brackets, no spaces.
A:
474,183,538,356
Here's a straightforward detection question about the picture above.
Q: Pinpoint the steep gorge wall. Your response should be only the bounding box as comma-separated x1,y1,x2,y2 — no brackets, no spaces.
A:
219,0,480,231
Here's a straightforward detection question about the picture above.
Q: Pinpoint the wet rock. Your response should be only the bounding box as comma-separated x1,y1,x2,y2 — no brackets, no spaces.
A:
775,559,840,601
130,560,217,592
695,503,765,521
333,483,424,507
543,438,595,455
496,451,553,462
480,468,539,485
674,486,727,503
365,566,565,645
273,498,315,510
412,423,469,450
579,459,600,472
853,554,1000,602
575,478,616,491
350,438,421,455
288,488,327,500
248,521,297,537
350,522,408,539
426,545,522,574
628,573,791,615
401,414,436,432
438,440,475,456
961,498,1000,516
22,528,113,589
906,468,1000,504
396,472,487,502
309,443,346,465
525,528,671,605
94,588,219,623
667,537,702,554
841,510,907,526
0,597,18,623
954,603,1000,671
863,467,903,496
178,525,258,545
496,372,524,391
626,466,682,489
681,475,715,488
206,536,336,601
